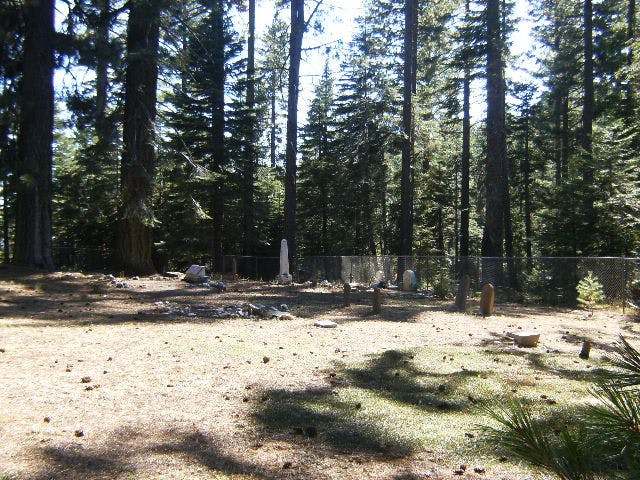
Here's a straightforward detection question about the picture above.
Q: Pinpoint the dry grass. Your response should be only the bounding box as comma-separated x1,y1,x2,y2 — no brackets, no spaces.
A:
0,266,638,479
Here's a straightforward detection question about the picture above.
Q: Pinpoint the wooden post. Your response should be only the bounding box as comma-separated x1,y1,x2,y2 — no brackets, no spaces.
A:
372,287,381,314
231,256,238,280
455,274,470,312
579,340,591,359
343,283,351,307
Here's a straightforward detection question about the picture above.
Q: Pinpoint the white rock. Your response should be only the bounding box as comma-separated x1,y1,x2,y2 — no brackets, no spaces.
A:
513,332,540,348
402,270,418,291
314,320,337,328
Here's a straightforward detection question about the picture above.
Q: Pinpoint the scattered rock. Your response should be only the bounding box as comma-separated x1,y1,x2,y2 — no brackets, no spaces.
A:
314,320,337,328
43,417,50,423
513,332,540,348
262,356,270,364
74,430,84,437
80,376,92,383
282,462,293,469
473,467,485,474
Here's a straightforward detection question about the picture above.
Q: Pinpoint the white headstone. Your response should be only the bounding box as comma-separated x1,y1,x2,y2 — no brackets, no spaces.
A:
374,270,385,284
402,270,418,291
278,239,293,284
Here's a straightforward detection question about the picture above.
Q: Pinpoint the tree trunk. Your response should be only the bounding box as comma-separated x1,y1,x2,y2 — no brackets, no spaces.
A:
400,0,417,258
460,0,471,262
627,0,636,121
210,0,227,272
284,0,304,273
523,109,533,265
481,0,505,261
13,0,55,270
242,0,256,255
270,89,277,168
2,177,9,264
561,94,569,178
117,0,161,275
582,0,594,179
95,0,110,155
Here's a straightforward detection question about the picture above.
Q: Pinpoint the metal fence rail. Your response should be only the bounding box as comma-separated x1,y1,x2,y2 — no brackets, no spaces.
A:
222,254,640,307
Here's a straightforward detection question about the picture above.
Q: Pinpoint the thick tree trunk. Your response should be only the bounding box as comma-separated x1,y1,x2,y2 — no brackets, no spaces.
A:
13,0,55,270
481,0,505,261
117,0,161,275
627,0,636,121
400,0,417,258
242,0,256,255
284,0,304,273
561,94,569,178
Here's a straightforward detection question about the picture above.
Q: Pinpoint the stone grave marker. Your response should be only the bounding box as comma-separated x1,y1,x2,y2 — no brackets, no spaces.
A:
278,239,293,284
402,270,418,291
479,283,495,316
184,265,208,283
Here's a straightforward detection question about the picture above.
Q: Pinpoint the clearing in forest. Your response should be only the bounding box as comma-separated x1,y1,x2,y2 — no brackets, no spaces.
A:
0,267,636,480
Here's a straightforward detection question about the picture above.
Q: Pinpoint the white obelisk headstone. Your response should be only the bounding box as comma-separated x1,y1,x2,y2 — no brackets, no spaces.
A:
278,239,293,284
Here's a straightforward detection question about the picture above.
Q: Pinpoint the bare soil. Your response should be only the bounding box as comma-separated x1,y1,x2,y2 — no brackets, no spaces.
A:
0,266,637,480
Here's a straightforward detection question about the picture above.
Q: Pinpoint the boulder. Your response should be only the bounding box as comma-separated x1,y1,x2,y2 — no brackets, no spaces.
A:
513,332,540,348
314,320,337,328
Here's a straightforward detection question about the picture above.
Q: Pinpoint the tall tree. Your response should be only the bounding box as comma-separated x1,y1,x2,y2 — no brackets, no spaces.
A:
242,0,257,255
284,0,304,272
399,0,418,262
481,0,506,262
117,0,161,274
13,0,55,269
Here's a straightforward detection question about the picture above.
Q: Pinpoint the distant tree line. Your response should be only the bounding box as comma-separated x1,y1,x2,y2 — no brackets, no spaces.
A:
0,0,638,274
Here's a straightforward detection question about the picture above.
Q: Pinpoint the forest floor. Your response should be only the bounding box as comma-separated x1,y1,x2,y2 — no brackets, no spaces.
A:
1,266,638,480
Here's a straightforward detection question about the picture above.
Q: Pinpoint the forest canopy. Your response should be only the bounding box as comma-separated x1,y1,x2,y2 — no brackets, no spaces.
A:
0,0,638,274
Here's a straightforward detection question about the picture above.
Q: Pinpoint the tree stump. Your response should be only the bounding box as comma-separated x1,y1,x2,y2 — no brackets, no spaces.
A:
480,283,495,317
343,283,351,307
455,274,471,312
372,287,381,314
579,340,591,359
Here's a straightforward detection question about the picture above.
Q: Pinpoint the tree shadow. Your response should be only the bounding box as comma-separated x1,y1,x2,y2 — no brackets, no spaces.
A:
28,444,134,480
342,349,483,411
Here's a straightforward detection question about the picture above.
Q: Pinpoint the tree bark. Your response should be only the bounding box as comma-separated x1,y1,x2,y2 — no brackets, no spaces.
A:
627,0,636,120
460,0,471,263
523,107,533,265
117,0,161,275
242,0,256,255
400,0,417,258
481,0,505,261
284,0,304,273
13,0,55,270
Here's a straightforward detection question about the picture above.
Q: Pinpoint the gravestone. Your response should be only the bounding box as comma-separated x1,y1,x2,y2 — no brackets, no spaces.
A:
402,270,418,291
479,283,495,316
372,287,382,314
454,274,471,312
372,270,387,288
343,283,351,307
278,239,293,284
579,340,591,359
184,265,208,283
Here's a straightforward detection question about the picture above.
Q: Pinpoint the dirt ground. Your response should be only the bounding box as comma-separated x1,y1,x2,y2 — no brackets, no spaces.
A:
1,266,638,480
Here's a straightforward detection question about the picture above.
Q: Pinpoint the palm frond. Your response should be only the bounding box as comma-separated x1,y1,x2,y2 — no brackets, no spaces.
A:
605,336,640,388
481,401,597,480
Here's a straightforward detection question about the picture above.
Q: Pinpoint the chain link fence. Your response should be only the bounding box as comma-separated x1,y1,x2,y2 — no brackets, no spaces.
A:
222,254,640,308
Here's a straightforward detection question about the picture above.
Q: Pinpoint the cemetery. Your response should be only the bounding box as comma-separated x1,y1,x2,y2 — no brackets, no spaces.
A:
1,254,638,479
